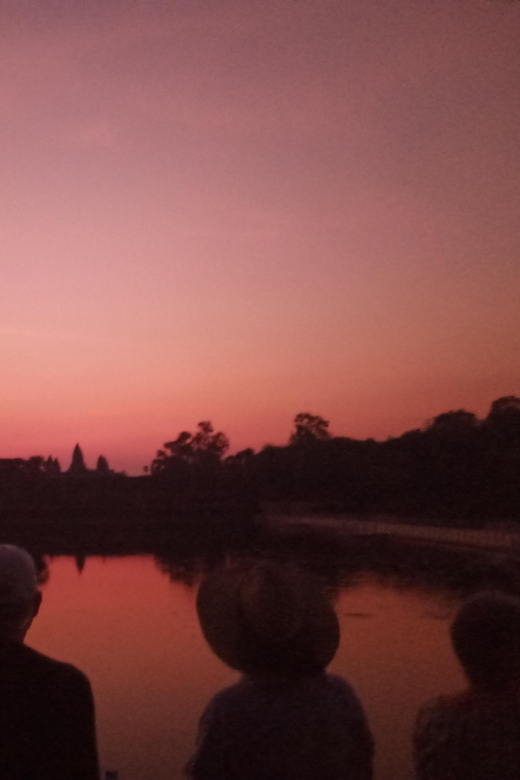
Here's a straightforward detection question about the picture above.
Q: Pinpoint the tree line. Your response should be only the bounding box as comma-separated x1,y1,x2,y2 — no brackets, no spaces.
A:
148,397,520,522
0,396,519,523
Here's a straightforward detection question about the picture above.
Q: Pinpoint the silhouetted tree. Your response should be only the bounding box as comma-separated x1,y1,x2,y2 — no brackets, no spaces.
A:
290,413,330,445
427,410,479,432
25,456,46,477
226,448,255,467
482,396,520,515
149,421,237,513
158,432,193,466
192,421,229,460
486,396,520,439
152,422,229,474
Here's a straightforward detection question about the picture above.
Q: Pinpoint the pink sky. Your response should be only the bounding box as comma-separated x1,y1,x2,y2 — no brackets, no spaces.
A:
1,0,519,474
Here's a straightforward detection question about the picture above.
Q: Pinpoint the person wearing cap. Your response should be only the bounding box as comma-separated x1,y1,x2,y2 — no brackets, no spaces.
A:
0,544,99,780
187,561,374,780
413,590,520,780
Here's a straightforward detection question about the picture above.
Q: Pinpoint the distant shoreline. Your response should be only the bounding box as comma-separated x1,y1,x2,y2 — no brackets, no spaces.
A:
267,514,520,556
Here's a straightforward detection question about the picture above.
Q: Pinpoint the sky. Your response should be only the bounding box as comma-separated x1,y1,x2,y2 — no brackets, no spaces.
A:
1,0,519,474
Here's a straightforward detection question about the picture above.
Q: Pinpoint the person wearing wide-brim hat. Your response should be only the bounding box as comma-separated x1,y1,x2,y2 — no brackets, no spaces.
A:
187,561,374,780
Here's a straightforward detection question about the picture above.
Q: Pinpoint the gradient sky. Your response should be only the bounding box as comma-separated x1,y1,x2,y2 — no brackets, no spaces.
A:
1,0,519,474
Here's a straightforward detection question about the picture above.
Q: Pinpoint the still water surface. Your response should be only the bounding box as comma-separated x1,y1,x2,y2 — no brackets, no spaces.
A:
28,555,466,780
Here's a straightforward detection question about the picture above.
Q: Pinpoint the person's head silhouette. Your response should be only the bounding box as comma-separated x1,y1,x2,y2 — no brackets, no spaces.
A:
188,561,374,780
0,545,42,643
451,591,520,694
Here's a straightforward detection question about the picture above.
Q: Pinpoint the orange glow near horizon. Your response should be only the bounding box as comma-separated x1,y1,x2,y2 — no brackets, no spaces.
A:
1,0,519,474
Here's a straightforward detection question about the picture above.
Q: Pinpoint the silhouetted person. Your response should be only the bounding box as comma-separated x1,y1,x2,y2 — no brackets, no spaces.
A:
0,545,99,780
187,561,374,780
413,591,520,780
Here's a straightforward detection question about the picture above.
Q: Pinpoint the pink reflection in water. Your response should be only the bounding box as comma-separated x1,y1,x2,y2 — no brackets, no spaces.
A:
27,557,464,780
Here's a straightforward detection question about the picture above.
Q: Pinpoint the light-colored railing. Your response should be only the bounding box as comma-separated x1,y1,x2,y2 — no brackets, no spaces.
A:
272,516,520,553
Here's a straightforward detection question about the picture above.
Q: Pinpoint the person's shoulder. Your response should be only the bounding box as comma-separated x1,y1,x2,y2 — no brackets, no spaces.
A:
417,692,467,720
322,672,355,693
199,677,273,727
414,691,469,745
320,672,362,704
295,673,370,726
206,678,252,709
20,643,92,693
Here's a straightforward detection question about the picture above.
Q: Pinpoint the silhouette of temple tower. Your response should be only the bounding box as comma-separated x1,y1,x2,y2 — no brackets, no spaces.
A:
68,443,88,475
96,455,110,474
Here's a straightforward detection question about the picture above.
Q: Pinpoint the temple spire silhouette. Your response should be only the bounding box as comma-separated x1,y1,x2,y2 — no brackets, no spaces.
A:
96,455,110,474
69,444,87,475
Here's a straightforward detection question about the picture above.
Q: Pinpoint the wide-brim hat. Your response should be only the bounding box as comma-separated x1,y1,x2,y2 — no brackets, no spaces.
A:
196,561,340,676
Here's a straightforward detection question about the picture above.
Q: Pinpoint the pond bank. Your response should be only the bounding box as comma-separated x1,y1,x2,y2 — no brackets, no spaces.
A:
266,515,520,555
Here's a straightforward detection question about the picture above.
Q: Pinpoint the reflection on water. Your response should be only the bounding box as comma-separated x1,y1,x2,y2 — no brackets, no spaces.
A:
25,539,520,780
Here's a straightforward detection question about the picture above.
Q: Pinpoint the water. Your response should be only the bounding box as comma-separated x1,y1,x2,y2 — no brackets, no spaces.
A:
23,552,474,780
